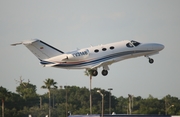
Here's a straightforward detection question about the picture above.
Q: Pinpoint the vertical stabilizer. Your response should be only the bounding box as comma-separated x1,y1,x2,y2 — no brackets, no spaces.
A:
12,39,64,60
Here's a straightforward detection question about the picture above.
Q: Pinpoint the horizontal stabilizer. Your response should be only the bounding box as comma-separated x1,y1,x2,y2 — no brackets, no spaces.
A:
11,42,22,46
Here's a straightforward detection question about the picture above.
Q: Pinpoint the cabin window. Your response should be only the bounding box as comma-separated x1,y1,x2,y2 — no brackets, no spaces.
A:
110,46,114,50
94,49,99,53
102,48,107,51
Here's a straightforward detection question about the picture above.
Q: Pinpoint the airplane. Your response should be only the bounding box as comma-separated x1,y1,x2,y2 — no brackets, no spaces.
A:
11,39,164,76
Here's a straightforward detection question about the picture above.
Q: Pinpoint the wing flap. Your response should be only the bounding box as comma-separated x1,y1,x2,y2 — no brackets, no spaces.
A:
91,59,115,69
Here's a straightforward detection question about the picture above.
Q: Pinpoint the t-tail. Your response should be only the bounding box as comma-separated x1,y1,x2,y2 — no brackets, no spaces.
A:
11,39,64,60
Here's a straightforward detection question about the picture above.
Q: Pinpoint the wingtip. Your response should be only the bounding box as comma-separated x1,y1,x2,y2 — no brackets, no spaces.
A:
11,42,22,46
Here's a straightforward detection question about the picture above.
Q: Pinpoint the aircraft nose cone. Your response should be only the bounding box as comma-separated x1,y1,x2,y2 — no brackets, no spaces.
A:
153,44,165,51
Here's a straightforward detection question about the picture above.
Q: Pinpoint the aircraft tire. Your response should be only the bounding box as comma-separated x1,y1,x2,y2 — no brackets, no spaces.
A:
102,70,108,76
149,58,154,64
92,70,98,76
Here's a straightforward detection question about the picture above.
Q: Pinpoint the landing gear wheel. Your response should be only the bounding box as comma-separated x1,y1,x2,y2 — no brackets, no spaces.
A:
92,70,98,76
149,58,154,64
102,70,108,76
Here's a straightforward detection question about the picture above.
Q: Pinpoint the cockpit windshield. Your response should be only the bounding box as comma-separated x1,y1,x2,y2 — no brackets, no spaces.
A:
126,40,141,48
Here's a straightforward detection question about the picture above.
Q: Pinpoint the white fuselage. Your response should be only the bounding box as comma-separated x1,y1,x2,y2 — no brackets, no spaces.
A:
43,40,164,69
12,39,164,76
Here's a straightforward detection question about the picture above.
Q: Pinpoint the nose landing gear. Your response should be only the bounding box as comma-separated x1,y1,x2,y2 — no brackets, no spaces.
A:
145,55,154,64
149,58,154,64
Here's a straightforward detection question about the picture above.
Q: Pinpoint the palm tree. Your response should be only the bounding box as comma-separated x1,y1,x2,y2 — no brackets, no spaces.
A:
85,69,94,114
41,78,58,117
0,86,9,117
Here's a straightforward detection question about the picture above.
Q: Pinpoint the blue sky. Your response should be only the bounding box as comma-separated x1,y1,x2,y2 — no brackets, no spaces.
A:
0,0,180,98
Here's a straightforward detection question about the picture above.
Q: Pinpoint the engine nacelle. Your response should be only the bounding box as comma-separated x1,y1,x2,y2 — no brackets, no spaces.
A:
63,49,89,61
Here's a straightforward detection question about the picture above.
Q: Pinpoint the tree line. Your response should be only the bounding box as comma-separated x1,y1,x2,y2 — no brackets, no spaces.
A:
0,78,180,117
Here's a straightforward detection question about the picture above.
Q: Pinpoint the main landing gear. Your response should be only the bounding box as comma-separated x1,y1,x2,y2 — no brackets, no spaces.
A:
91,69,108,76
92,70,98,76
102,70,108,76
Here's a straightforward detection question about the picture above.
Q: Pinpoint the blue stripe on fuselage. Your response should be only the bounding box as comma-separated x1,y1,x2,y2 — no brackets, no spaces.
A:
53,50,152,68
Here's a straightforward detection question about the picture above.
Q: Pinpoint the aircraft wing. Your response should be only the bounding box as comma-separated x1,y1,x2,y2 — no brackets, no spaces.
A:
91,59,115,69
43,63,59,67
39,59,59,67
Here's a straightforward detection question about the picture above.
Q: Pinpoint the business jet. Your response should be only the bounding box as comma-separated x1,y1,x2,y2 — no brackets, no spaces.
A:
12,39,164,76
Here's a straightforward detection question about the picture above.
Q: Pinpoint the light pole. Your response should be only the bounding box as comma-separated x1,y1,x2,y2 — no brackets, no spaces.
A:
64,86,68,117
166,105,174,115
39,97,42,109
90,75,92,114
108,88,113,114
97,90,104,117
